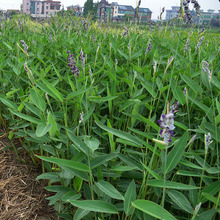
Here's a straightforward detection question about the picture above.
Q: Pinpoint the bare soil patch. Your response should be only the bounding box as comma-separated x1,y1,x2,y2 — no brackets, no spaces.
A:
0,133,57,220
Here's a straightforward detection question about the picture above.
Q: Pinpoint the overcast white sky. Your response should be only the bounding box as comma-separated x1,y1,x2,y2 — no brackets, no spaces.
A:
0,0,219,19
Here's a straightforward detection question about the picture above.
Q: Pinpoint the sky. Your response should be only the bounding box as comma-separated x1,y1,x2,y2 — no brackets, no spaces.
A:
0,0,219,19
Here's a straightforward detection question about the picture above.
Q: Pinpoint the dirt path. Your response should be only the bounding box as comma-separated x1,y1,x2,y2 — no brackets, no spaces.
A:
0,133,57,220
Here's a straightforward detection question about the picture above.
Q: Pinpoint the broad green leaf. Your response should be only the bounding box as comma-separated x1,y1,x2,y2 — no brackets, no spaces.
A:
90,153,118,169
147,180,199,190
180,159,203,170
168,190,193,213
162,132,188,174
194,209,215,220
202,193,220,206
45,185,70,193
84,136,99,152
42,78,63,102
3,42,12,50
62,191,81,201
107,119,116,153
170,78,186,105
74,209,90,220
200,180,220,203
0,95,18,109
36,122,52,137
142,163,163,180
135,112,159,131
180,74,203,94
216,98,220,114
96,180,124,200
188,95,212,116
118,154,143,171
30,88,46,112
36,81,57,100
67,131,90,155
174,121,188,131
189,178,198,207
132,200,176,220
47,112,58,137
124,180,136,216
68,200,118,214
37,156,90,172
25,103,41,116
96,121,142,147
10,109,41,124
67,87,95,99
118,49,129,59
60,165,89,181
6,89,20,98
137,74,157,98
36,172,58,181
111,166,135,172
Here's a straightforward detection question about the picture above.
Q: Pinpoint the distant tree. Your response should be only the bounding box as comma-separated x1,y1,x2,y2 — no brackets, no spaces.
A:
9,11,18,16
83,0,94,17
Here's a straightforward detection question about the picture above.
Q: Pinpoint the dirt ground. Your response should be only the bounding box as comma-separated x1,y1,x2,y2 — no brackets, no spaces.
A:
0,132,57,220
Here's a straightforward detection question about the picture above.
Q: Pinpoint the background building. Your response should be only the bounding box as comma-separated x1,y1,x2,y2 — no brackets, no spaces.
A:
97,1,152,21
165,6,180,20
166,6,220,26
22,0,61,17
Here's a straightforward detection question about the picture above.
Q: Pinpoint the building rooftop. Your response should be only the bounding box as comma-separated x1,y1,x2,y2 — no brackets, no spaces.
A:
138,8,152,13
118,5,134,11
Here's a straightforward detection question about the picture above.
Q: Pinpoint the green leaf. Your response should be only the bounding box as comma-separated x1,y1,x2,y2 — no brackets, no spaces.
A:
147,180,199,190
90,153,118,169
118,49,129,59
45,185,70,193
25,103,41,116
36,172,58,181
200,180,220,203
10,109,41,124
0,95,18,109
188,95,213,116
68,200,118,214
111,166,135,172
202,193,220,206
96,121,142,147
67,131,90,155
30,88,46,112
142,163,163,180
180,74,203,94
132,200,176,220
96,180,124,200
74,209,90,220
47,112,58,137
36,122,52,137
3,42,12,50
37,156,90,172
84,137,99,152
6,89,20,98
194,208,215,220
124,180,136,216
137,73,157,98
67,87,95,100
168,190,194,213
162,132,188,174
170,79,186,105
42,78,63,102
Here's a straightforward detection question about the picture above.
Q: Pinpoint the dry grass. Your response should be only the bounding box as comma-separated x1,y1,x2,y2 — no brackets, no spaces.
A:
0,135,57,220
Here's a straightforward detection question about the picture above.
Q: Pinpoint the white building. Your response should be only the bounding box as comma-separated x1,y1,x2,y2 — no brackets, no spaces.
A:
165,6,180,20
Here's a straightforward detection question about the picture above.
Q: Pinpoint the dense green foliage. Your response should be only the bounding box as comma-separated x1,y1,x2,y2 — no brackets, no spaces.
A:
84,0,97,17
0,15,220,220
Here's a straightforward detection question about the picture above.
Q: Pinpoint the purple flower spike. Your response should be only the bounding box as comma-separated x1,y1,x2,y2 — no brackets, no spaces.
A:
67,50,80,77
158,102,179,144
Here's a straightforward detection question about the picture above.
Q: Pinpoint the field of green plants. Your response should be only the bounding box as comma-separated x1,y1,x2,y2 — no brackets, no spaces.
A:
0,14,220,219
